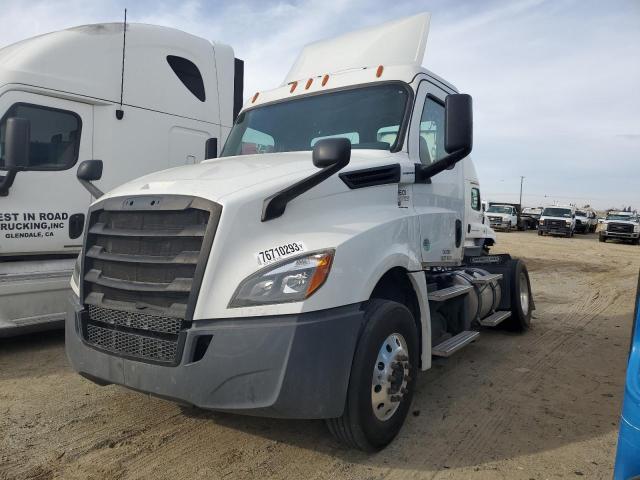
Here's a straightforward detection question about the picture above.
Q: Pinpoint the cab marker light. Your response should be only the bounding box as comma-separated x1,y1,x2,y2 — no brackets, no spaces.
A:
305,78,313,90
376,65,384,78
290,81,298,93
252,92,259,103
321,74,329,86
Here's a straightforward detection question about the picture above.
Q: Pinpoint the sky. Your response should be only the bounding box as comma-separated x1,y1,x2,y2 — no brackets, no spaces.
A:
0,0,638,210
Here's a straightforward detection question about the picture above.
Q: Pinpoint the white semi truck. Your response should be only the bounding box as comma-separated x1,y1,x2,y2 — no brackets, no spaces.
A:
0,23,243,336
65,14,533,451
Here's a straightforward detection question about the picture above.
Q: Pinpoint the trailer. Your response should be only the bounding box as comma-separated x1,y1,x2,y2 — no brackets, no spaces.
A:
0,23,242,336
64,13,533,451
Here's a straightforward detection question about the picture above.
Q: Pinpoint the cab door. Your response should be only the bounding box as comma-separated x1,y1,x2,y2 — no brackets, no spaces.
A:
409,80,465,265
0,91,92,255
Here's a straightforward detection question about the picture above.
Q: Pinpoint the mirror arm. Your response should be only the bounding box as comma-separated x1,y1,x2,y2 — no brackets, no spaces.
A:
415,147,471,183
79,178,104,199
262,157,349,222
0,169,18,197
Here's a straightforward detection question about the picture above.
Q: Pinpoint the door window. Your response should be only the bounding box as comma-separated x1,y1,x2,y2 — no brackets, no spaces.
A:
0,103,81,171
471,187,481,210
418,97,445,164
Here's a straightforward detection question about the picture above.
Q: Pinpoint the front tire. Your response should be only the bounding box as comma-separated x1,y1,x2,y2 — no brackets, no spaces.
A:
326,299,418,451
599,234,606,243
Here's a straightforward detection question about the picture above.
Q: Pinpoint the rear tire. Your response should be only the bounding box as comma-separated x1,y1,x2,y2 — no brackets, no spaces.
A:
326,299,418,451
503,259,532,331
537,230,543,236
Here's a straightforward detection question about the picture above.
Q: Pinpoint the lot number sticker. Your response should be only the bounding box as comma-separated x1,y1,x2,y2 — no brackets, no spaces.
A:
256,241,306,266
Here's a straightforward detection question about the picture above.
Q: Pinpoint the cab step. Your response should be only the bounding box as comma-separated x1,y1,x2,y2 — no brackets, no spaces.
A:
432,330,479,357
470,273,503,285
478,310,511,327
427,284,473,302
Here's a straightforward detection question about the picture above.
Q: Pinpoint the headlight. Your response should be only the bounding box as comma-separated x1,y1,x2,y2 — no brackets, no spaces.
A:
565,220,572,226
634,224,640,233
539,220,544,225
70,253,81,297
229,250,334,307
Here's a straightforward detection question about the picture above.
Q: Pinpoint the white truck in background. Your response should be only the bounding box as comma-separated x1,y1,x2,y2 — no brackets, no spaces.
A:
537,205,576,237
0,23,243,336
598,211,640,244
65,14,533,451
574,208,597,234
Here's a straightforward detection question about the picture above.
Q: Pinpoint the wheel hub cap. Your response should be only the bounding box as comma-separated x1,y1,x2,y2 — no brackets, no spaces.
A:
519,271,530,316
371,333,410,421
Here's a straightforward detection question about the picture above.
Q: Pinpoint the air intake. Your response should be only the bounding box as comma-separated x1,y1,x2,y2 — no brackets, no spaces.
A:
339,164,401,189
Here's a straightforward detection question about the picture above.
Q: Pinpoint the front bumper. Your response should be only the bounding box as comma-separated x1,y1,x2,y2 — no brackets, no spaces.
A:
66,297,364,419
538,224,571,235
488,220,512,230
602,231,640,239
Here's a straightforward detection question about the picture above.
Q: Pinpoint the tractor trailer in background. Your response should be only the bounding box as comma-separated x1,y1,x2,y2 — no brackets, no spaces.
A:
64,13,533,451
0,23,243,336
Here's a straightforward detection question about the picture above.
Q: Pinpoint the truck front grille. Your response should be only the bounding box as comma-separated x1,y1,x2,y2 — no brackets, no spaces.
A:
546,219,566,229
80,196,221,365
607,223,633,234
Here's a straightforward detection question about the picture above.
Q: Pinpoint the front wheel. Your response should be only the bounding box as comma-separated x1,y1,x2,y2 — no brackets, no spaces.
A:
599,234,606,243
326,299,418,451
538,230,543,236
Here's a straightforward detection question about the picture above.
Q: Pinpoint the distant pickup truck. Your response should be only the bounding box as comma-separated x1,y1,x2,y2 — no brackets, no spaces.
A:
486,203,535,231
599,212,640,244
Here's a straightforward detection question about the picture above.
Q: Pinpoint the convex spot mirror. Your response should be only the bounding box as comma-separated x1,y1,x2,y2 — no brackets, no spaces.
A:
312,138,351,169
77,160,103,182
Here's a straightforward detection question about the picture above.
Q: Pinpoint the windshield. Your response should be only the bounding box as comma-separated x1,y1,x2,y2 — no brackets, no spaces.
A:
607,213,635,221
486,205,513,214
221,84,410,157
542,208,572,218
575,211,587,217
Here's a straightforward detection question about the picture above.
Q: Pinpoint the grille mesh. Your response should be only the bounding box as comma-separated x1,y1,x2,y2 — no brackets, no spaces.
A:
85,324,178,363
608,223,633,233
88,305,182,335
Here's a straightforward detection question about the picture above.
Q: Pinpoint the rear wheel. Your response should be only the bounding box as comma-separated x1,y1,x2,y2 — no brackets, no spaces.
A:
326,299,418,451
503,259,532,331
537,230,543,236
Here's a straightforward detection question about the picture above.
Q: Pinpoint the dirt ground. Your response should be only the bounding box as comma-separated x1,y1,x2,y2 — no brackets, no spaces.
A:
1,231,638,480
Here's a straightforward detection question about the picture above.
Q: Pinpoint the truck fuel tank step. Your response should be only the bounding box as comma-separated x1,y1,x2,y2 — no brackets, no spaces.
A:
470,273,503,285
478,310,511,327
432,330,479,357
427,284,473,302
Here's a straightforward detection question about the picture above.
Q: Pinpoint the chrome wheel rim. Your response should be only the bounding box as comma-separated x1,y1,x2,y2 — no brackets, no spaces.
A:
519,271,530,316
371,333,410,421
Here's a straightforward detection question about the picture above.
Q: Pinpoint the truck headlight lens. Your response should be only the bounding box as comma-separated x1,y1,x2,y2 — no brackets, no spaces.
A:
634,224,640,233
229,250,334,307
565,220,572,226
70,253,81,298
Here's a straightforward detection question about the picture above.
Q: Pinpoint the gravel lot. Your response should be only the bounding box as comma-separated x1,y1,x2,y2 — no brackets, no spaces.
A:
1,231,638,480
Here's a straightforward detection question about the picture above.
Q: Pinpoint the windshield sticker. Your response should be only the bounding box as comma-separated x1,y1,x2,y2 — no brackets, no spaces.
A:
257,241,306,266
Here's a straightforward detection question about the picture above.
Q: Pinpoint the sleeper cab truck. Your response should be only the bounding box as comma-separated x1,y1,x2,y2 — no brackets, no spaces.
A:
65,13,533,451
0,23,243,337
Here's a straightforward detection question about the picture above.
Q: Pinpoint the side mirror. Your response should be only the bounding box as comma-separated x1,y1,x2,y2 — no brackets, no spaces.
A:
416,94,473,182
77,160,104,198
0,117,30,196
313,138,351,169
4,117,30,169
444,94,473,154
205,137,218,159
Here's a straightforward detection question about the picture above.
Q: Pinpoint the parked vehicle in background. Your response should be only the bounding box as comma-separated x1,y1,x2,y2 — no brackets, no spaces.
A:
521,206,542,230
65,13,534,451
538,205,576,237
486,203,525,231
575,208,597,234
613,272,640,478
0,23,243,337
599,211,640,244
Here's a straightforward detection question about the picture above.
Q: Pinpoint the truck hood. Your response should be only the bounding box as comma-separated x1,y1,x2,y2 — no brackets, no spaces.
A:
103,150,395,203
604,219,638,225
486,212,513,219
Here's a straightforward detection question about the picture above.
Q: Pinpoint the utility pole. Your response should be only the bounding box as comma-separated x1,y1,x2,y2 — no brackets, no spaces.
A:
519,176,524,206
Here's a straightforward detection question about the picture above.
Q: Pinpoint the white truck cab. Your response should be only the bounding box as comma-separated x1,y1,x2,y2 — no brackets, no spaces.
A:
66,13,533,451
0,23,242,336
486,203,519,231
599,211,640,244
575,208,597,234
538,205,576,237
